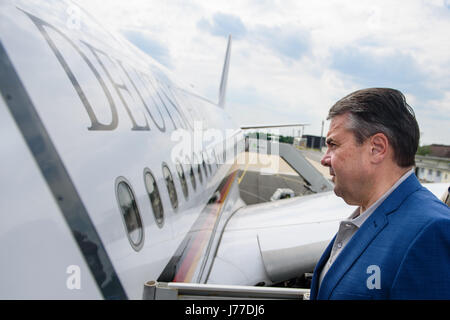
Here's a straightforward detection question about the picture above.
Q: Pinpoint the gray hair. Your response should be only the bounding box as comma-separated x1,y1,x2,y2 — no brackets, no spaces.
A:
328,88,420,167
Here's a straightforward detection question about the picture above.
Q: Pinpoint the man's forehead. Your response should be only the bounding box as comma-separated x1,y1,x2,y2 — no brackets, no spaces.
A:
327,114,351,138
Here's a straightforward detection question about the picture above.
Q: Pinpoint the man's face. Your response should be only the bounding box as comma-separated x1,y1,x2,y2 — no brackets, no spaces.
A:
321,114,372,206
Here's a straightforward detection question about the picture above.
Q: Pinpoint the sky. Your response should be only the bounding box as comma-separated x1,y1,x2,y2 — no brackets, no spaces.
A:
75,0,450,145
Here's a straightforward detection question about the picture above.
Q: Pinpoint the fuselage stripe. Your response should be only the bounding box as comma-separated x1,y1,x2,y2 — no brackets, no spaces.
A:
169,167,239,282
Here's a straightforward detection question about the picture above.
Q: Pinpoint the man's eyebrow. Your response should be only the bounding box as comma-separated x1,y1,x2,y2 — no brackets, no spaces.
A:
326,137,335,144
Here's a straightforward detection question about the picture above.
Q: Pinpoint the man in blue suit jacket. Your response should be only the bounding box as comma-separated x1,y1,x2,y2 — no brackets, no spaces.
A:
310,88,450,300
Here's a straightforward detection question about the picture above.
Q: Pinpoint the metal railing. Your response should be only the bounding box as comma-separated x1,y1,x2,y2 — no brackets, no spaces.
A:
143,281,310,300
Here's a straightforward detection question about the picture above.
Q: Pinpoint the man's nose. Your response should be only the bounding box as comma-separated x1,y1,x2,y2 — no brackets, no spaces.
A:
321,150,331,167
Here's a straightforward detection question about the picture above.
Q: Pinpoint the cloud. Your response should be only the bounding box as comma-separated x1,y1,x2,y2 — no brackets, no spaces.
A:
121,30,171,68
330,46,442,101
197,12,310,62
226,86,306,130
252,25,310,61
76,0,449,145
197,12,247,39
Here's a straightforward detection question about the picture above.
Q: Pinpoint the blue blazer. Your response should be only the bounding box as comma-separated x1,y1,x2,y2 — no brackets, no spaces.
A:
310,174,450,300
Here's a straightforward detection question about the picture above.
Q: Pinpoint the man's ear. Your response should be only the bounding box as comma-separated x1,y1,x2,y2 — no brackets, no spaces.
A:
369,133,389,164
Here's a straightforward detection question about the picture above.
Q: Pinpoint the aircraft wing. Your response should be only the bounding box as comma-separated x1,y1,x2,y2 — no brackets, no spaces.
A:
206,191,352,286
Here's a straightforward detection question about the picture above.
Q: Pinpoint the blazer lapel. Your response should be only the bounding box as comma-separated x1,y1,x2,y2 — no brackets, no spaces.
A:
317,210,387,299
317,174,422,299
310,235,336,299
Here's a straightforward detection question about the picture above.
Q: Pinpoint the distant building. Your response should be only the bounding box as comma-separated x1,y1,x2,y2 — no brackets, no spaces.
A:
302,135,325,150
429,144,450,158
415,155,450,183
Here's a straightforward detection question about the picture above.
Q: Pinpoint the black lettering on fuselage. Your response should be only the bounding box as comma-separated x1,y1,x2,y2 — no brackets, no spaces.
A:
117,61,166,132
81,41,150,131
160,81,194,131
20,8,199,134
141,73,179,131
156,79,191,131
20,9,119,131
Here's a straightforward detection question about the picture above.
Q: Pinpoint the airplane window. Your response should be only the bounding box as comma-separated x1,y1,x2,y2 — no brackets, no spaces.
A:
176,161,189,199
116,178,144,251
162,164,178,210
185,156,196,191
143,169,164,228
194,154,203,184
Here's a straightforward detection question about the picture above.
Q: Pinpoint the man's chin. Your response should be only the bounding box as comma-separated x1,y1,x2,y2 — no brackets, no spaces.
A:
333,185,347,201
333,184,341,197
334,187,359,206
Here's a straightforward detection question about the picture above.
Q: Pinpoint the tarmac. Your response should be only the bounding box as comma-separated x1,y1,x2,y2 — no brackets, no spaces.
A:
236,149,331,205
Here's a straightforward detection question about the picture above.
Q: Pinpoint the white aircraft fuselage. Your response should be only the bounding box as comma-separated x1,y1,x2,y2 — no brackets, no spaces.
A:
0,0,243,299
2,0,447,300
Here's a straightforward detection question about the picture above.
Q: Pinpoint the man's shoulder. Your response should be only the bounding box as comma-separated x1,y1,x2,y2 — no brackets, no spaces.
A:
386,184,449,235
405,185,450,217
381,173,446,216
